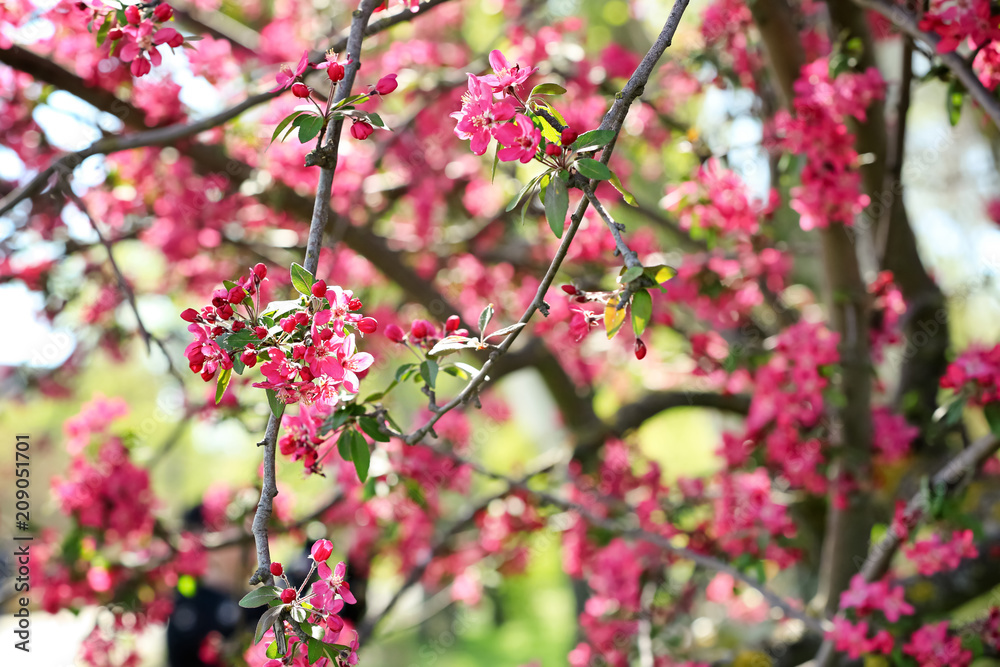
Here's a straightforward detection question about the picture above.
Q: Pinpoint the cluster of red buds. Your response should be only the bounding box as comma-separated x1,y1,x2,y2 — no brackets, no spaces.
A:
383,315,470,349
82,2,185,77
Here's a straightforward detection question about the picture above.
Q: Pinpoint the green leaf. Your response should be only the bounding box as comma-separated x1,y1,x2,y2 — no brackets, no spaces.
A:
265,641,280,659
609,170,638,206
351,429,370,482
478,303,494,336
575,157,611,181
239,586,281,608
571,129,615,152
359,416,389,442
620,266,644,284
985,403,1000,437
505,174,543,213
490,143,500,183
307,639,346,663
215,367,232,404
296,114,325,143
232,356,245,376
289,262,315,295
427,335,477,357
483,322,525,340
271,111,305,145
96,15,112,46
337,429,354,461
394,363,418,383
255,605,283,645
530,83,567,96
644,265,677,285
631,289,652,337
545,175,569,238
266,389,286,420
534,102,567,145
947,79,964,127
420,359,439,389
367,112,385,128
216,330,259,353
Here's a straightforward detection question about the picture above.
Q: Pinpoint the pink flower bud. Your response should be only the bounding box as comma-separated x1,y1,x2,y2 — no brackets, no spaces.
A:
131,57,151,77
545,143,562,156
270,562,283,577
253,263,268,280
634,338,647,360
291,82,311,98
216,303,233,320
348,297,363,311
180,308,199,322
318,328,334,341
327,62,345,83
240,348,257,368
292,344,307,360
255,326,268,340
232,321,245,332
358,317,378,334
227,286,246,304
311,280,328,299
153,3,173,22
310,539,333,562
299,366,314,382
410,319,430,339
280,318,295,333
385,324,405,343
164,30,184,48
108,28,123,40
445,315,461,332
560,127,578,145
294,311,310,326
124,5,140,24
374,73,398,95
351,120,374,140
453,328,469,337
561,284,577,295
211,288,228,308
280,588,296,604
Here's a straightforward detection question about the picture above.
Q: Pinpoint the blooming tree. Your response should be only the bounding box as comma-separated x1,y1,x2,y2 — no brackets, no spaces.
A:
3,0,1000,666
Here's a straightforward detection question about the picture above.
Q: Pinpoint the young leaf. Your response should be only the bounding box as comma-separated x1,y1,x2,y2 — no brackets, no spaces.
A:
631,289,652,337
644,265,677,285
351,429,371,482
478,303,494,335
420,359,439,389
505,174,543,213
619,266,644,284
571,130,615,152
545,175,569,238
367,112,387,129
575,157,612,181
604,294,627,339
491,143,500,183
254,605,283,645
265,641,280,659
394,362,418,383
271,111,305,145
609,170,638,206
483,322,526,340
530,83,567,96
215,367,232,404
359,416,389,442
297,114,325,143
427,335,478,357
239,585,280,608
985,403,1000,437
266,389,286,420
289,262,315,295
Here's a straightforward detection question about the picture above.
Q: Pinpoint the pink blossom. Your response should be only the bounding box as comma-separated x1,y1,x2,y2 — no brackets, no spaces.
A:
904,529,979,575
903,621,972,667
495,113,541,164
480,49,537,92
451,74,515,155
270,49,309,92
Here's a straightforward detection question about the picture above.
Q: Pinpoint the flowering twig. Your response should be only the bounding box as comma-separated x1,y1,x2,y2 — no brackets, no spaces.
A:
402,0,691,445
852,0,1000,130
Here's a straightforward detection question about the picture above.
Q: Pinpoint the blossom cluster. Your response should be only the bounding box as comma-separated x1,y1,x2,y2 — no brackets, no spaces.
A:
940,342,1000,405
918,0,1000,54
903,529,979,575
868,271,906,361
451,50,543,160
85,2,186,77
181,263,376,406
774,59,884,230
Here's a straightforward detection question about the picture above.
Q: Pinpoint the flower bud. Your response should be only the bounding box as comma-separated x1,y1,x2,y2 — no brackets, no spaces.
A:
310,539,334,562
348,297,363,311
374,73,398,95
124,5,140,25
560,127,578,146
291,82,310,98
358,317,378,334
311,280,328,299
280,588,296,604
294,311,310,326
634,338,647,360
153,4,173,22
280,318,296,333
227,285,246,304
410,319,430,339
240,348,258,368
131,57,151,77
545,143,562,156
232,321,245,332
216,303,234,320
108,28,124,41
560,284,577,295
385,324,405,342
327,61,345,83
351,120,374,140
165,30,184,48
253,263,268,280
299,366,314,382
445,315,461,332
255,326,268,340
270,562,283,577
180,308,200,322
318,327,334,341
